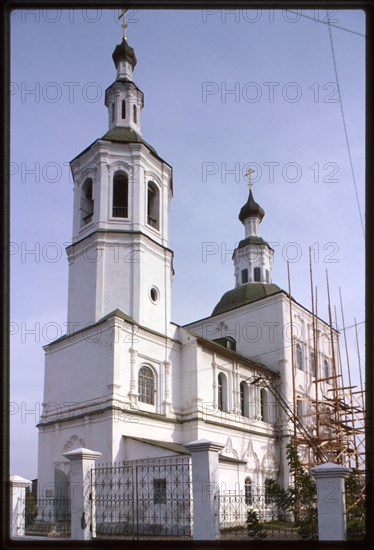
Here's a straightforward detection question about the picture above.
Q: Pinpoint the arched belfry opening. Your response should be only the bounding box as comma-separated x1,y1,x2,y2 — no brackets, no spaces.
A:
112,171,128,218
80,178,94,226
147,181,160,229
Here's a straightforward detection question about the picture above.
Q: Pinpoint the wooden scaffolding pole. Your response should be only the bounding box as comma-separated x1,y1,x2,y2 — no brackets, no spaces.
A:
287,261,297,440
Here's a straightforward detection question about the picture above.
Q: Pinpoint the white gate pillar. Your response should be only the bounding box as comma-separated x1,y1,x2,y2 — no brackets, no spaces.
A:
9,476,31,537
63,447,102,540
185,439,224,540
310,462,351,541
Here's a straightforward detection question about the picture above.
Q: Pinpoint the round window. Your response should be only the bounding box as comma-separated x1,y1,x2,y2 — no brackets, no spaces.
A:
149,286,159,303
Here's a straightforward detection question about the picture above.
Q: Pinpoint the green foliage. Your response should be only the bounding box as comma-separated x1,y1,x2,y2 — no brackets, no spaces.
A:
265,444,366,540
246,508,267,540
265,444,318,540
345,474,365,540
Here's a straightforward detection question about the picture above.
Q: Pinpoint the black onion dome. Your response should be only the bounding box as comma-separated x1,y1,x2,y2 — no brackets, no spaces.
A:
112,39,137,69
239,190,265,223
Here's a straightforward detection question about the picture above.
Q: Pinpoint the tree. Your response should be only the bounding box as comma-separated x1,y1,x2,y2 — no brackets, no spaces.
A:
265,444,318,540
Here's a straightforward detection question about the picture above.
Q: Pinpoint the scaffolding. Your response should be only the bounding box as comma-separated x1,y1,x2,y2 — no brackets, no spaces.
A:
249,255,365,518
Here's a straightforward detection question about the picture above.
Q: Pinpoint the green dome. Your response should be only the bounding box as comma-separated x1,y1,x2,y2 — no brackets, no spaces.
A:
212,283,283,316
101,127,158,156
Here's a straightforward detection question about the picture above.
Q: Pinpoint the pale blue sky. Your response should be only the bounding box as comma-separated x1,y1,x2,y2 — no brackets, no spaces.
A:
10,9,365,479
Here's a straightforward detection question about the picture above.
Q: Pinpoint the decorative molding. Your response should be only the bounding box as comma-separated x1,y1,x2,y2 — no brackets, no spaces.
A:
62,435,85,453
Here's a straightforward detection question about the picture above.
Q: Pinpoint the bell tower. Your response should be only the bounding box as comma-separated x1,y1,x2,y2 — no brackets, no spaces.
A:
65,22,173,335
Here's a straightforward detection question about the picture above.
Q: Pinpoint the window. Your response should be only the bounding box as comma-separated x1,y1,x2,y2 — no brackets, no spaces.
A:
113,171,128,218
218,373,227,412
260,388,268,422
254,267,261,282
296,398,303,419
265,269,270,283
121,99,126,119
225,337,236,351
296,343,303,370
133,104,137,123
264,479,273,505
111,103,115,122
240,381,249,417
244,477,253,505
80,178,94,226
153,479,166,504
310,351,316,377
147,181,160,229
138,366,154,404
241,268,248,284
324,359,329,379
150,287,159,303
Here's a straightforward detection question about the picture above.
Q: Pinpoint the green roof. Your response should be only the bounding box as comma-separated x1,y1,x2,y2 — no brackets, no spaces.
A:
212,283,284,316
101,127,158,156
238,236,273,249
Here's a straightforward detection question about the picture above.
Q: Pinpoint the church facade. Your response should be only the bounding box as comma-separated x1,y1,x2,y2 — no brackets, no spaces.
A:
37,31,336,509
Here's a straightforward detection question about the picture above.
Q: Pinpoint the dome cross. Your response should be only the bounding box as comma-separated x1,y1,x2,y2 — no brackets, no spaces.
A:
245,167,255,192
119,8,128,41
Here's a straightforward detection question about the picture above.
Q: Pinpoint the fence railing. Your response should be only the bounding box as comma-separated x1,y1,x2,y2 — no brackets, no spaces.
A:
24,498,71,537
219,492,301,540
91,456,192,539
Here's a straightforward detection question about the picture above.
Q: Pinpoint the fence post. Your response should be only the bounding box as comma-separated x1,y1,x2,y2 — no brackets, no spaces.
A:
9,475,31,537
63,447,102,540
310,462,351,541
185,439,224,540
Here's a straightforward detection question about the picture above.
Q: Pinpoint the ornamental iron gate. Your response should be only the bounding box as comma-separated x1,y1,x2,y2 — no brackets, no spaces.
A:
90,455,192,539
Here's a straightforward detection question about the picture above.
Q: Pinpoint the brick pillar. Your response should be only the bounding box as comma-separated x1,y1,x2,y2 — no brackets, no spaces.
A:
63,447,102,540
185,439,224,540
9,475,31,537
310,462,351,540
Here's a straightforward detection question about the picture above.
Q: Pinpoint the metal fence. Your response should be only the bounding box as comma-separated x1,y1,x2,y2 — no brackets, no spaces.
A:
91,455,192,539
24,498,70,537
219,492,299,540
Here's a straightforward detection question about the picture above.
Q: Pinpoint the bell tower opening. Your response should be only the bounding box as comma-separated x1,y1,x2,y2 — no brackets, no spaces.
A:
80,178,94,226
147,181,160,229
112,171,128,218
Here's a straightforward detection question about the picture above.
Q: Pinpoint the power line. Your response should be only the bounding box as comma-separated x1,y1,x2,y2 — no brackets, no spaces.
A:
326,12,365,238
287,10,365,37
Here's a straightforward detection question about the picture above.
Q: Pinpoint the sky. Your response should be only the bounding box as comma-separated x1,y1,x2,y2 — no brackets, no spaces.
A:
9,8,365,480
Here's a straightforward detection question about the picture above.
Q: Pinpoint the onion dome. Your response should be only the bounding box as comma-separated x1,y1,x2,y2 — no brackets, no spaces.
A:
238,190,265,223
112,39,137,70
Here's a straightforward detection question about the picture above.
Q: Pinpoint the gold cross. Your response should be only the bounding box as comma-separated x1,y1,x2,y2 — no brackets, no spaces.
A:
245,168,255,192
118,8,128,40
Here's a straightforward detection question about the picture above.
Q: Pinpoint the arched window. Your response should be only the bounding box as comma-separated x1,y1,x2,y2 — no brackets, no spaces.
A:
265,269,270,283
147,181,160,229
133,104,137,124
240,381,249,418
244,477,253,505
260,388,268,422
112,171,128,218
121,99,126,119
138,366,154,404
241,268,248,284
296,343,303,370
218,373,227,412
324,359,329,379
111,103,115,122
80,178,94,226
254,267,261,282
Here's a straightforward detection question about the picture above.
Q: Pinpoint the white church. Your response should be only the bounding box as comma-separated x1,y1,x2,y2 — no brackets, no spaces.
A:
36,28,336,511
